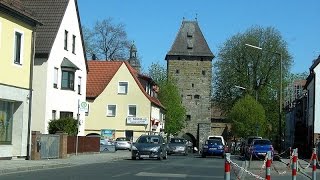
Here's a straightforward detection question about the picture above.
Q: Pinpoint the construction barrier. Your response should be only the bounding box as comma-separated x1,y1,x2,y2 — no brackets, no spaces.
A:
265,151,272,180
292,148,298,180
313,148,317,180
224,153,231,180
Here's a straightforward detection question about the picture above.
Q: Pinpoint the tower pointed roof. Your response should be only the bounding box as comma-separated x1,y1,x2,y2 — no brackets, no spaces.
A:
165,20,214,60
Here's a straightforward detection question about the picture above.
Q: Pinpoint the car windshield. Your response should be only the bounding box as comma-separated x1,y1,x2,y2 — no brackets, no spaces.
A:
253,140,272,145
137,136,160,144
170,138,185,144
247,137,262,145
207,140,223,145
116,137,130,141
208,137,222,141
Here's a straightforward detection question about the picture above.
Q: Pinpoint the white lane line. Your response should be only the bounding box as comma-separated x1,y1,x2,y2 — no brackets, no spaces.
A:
136,172,187,178
111,172,131,177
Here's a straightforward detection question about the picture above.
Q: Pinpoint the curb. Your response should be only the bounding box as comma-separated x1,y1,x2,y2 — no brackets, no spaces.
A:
0,163,72,175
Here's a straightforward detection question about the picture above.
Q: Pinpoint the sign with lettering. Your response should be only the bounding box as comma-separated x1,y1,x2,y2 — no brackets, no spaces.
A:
126,117,148,125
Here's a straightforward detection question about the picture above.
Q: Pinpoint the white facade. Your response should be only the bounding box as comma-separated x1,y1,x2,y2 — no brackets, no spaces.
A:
31,0,87,135
314,65,320,134
151,106,165,134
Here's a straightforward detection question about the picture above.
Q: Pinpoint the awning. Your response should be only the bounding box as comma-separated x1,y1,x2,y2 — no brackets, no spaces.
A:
61,57,80,70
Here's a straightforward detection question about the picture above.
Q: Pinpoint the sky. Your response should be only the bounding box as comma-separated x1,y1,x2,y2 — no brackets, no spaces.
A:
77,0,320,74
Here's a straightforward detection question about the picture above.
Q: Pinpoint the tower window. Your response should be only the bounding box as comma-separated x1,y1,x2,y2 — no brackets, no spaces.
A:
186,95,192,99
194,95,200,99
202,70,206,75
186,115,191,121
192,83,194,88
176,69,180,74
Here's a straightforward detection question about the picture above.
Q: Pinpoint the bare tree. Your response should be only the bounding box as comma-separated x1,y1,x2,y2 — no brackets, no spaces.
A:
83,18,130,60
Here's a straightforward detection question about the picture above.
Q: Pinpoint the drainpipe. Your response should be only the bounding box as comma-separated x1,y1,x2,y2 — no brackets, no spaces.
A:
26,30,36,160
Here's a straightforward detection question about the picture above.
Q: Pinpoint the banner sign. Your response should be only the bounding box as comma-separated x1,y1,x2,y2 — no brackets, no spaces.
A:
126,117,148,125
101,129,115,140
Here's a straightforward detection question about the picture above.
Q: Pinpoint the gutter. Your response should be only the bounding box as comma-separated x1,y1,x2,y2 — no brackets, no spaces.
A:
26,30,36,160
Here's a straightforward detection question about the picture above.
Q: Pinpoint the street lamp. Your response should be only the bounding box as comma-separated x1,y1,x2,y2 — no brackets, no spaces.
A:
245,43,283,152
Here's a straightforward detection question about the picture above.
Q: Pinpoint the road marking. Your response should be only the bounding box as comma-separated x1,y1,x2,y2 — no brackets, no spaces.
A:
136,172,187,178
111,172,131,177
136,172,224,178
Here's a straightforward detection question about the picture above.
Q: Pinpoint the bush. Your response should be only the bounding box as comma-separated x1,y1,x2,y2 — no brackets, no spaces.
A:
48,117,78,135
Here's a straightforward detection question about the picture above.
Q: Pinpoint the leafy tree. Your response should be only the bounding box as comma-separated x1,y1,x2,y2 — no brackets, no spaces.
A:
148,62,186,137
213,26,293,139
228,95,267,138
48,117,78,136
82,18,130,60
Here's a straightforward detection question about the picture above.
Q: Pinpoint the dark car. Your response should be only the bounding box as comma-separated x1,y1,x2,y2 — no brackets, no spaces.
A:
247,139,274,160
131,135,167,160
167,138,188,156
243,136,262,158
201,139,225,158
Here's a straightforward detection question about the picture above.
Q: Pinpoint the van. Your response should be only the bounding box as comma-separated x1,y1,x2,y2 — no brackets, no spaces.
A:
207,136,225,146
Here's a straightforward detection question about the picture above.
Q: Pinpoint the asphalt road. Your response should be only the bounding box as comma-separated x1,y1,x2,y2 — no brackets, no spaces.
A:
0,154,312,180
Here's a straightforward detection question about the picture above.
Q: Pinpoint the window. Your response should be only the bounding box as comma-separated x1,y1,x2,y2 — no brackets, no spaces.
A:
53,67,58,88
78,76,81,95
72,35,76,54
64,30,68,50
194,95,200,99
186,115,191,121
52,110,56,120
192,83,194,88
14,31,23,64
107,105,116,116
176,69,180,74
118,82,128,94
128,105,136,117
0,100,14,144
60,111,73,118
186,95,192,100
61,69,74,90
202,70,206,75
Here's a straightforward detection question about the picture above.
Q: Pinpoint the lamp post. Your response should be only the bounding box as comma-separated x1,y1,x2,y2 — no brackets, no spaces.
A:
245,43,283,152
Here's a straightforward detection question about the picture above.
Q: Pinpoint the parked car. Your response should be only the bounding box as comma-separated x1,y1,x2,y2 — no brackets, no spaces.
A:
208,136,229,153
115,137,131,150
167,138,188,155
243,136,262,158
246,139,274,160
201,139,225,158
131,135,168,160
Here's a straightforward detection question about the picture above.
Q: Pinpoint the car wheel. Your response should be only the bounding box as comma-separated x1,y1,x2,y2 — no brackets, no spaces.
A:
158,151,163,160
131,156,136,160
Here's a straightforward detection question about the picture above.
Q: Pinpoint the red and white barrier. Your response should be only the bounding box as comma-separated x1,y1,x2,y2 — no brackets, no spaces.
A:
224,153,231,180
292,148,298,180
265,151,272,180
313,148,317,180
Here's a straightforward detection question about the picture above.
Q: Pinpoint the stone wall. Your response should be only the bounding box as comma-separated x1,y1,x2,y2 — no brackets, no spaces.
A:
198,123,211,150
168,60,212,141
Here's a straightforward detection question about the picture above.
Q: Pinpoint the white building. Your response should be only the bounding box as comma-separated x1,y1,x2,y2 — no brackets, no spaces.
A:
23,0,87,135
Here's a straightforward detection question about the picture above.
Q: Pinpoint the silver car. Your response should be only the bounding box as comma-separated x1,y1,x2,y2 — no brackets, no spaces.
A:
115,137,131,150
167,138,188,155
131,135,168,160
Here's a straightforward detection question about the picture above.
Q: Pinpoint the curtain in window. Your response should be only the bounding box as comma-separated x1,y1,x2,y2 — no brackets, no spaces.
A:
0,100,13,144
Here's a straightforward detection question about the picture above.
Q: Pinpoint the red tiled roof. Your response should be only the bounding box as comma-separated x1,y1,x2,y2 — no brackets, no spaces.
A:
86,60,165,110
86,60,123,98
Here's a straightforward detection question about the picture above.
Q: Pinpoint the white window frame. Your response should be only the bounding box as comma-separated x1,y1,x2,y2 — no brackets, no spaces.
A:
118,81,128,94
128,105,137,117
107,104,116,117
53,67,58,88
13,29,24,66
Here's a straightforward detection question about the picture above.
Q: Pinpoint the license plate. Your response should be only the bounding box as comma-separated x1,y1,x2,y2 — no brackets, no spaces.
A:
258,153,266,155
210,148,217,150
140,155,149,158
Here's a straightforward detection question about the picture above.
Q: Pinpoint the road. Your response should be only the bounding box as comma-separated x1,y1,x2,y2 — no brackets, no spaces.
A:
0,153,312,180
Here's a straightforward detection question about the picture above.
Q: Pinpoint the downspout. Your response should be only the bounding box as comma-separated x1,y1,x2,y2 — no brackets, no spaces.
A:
26,30,36,160
312,74,316,148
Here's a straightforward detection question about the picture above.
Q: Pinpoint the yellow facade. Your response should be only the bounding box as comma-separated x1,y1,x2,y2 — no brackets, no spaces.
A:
85,64,151,140
0,12,33,88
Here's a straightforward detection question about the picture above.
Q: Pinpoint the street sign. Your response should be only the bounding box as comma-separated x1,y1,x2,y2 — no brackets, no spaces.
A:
79,101,89,112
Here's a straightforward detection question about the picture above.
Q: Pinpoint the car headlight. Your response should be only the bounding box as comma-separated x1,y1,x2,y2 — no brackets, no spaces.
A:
131,146,138,150
203,145,208,149
218,145,224,150
150,146,160,152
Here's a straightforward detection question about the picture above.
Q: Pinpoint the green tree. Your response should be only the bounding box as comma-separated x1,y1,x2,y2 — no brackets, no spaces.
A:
148,62,186,137
213,26,293,139
228,95,267,138
48,117,78,136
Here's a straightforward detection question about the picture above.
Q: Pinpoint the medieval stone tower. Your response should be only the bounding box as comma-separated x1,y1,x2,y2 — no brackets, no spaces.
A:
165,20,214,148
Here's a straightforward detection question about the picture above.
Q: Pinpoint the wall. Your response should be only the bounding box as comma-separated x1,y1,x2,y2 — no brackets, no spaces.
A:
85,63,150,141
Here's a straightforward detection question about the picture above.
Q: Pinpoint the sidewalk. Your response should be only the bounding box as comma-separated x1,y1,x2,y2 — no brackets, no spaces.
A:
279,157,320,178
0,151,131,175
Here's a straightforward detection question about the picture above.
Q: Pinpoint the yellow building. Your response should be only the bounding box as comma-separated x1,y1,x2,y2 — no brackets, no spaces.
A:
85,61,165,141
0,0,40,159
